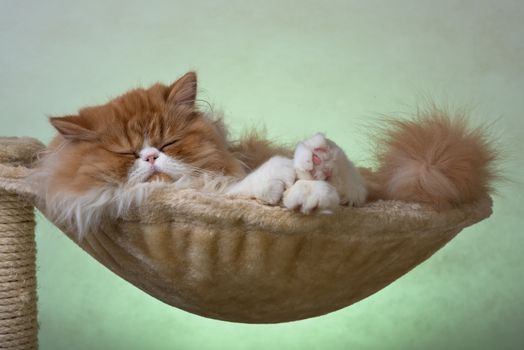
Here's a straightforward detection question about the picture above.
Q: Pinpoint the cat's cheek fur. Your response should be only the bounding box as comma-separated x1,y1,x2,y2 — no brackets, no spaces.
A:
128,159,155,185
127,151,198,185
153,153,195,180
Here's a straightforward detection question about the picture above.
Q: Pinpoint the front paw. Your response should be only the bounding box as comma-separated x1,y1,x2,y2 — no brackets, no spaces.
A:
294,133,335,181
341,181,368,207
294,133,368,207
283,180,340,214
227,156,295,205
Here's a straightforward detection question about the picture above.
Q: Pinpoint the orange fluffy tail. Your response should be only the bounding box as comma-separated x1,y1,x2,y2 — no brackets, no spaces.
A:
368,107,499,209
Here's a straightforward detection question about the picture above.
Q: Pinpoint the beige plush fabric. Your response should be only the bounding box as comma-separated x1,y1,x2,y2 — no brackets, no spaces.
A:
0,137,492,323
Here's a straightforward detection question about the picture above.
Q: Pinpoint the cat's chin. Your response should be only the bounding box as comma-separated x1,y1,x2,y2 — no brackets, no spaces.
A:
146,172,174,183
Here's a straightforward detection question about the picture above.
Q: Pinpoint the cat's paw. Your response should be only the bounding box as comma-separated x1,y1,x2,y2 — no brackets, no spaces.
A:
294,133,336,181
341,180,368,207
283,180,339,214
227,156,295,205
251,156,296,204
294,133,368,207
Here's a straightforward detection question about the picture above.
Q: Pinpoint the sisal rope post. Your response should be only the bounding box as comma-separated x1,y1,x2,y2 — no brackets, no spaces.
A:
0,190,37,349
0,137,44,350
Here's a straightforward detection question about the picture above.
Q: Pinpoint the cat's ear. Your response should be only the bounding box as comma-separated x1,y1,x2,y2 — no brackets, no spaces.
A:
49,115,97,141
167,71,197,109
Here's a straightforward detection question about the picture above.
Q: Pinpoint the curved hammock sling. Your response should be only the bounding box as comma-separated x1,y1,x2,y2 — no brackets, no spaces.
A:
0,136,492,346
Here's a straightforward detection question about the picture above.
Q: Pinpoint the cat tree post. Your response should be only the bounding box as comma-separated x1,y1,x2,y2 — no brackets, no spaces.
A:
0,137,45,350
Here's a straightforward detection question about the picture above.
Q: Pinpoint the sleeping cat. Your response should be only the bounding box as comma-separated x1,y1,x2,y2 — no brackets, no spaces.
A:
31,72,367,239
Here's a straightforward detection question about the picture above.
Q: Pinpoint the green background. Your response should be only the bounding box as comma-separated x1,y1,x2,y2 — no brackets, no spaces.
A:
1,0,523,349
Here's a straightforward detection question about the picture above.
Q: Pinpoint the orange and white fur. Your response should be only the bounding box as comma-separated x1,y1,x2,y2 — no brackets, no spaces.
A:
31,72,367,239
366,109,498,209
32,72,498,239
228,133,367,214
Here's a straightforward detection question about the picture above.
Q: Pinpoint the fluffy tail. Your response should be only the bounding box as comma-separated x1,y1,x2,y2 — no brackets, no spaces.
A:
368,107,499,209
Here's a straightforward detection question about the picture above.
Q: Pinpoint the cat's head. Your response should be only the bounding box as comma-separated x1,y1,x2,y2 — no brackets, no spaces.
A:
44,72,243,194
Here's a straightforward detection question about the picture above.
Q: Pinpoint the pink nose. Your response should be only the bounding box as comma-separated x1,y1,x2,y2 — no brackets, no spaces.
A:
144,153,159,164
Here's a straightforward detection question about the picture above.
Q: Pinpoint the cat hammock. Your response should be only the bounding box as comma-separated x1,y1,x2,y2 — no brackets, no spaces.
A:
0,137,492,344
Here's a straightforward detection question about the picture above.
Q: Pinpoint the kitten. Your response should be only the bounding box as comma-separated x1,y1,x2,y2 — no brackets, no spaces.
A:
32,72,367,239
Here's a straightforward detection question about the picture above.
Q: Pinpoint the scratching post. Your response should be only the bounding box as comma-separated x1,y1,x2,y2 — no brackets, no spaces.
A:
0,137,45,350
0,190,37,349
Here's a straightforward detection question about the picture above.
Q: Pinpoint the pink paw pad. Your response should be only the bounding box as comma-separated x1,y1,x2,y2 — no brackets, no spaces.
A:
309,147,332,180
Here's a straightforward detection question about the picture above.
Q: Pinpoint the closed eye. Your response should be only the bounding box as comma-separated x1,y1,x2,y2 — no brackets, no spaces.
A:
160,139,179,151
104,147,139,159
116,151,139,159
